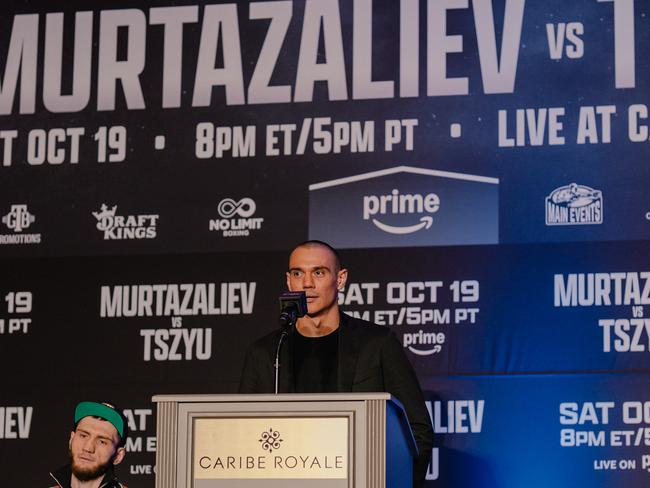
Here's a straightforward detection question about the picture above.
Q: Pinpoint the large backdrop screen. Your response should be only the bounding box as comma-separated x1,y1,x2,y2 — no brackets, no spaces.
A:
1,0,649,486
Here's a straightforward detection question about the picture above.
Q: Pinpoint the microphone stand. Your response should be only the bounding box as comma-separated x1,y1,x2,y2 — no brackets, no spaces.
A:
274,329,288,394
274,309,296,394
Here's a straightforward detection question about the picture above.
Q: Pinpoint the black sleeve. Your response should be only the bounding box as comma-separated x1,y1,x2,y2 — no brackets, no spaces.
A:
381,332,434,487
238,344,260,393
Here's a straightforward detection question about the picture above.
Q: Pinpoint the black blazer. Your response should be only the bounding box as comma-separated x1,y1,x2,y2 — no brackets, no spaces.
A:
239,312,434,487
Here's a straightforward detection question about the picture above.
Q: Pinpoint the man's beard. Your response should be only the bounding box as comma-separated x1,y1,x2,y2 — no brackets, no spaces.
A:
69,448,114,482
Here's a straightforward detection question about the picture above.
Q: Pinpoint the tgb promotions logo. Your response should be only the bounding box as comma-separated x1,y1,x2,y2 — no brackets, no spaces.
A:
209,197,264,237
309,166,499,248
0,205,41,245
545,183,603,225
93,204,159,240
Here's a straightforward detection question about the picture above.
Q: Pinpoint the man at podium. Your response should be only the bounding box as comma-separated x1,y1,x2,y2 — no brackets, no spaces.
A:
239,240,434,487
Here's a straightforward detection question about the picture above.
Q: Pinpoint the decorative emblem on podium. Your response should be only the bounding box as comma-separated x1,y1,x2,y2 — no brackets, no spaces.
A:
259,428,283,452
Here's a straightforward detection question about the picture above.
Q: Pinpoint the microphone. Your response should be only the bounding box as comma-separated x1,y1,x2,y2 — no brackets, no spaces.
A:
274,291,307,393
278,291,308,329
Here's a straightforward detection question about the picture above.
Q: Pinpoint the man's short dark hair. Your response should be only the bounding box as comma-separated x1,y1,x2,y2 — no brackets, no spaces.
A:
291,240,343,271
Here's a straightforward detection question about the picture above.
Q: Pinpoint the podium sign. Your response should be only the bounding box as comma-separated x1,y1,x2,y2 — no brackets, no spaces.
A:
153,393,415,488
194,417,348,483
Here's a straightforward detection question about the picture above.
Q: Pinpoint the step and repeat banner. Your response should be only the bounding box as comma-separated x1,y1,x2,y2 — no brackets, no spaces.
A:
1,0,649,486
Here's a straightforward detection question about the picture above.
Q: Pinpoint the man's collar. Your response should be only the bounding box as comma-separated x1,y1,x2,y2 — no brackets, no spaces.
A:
50,465,72,488
49,464,118,488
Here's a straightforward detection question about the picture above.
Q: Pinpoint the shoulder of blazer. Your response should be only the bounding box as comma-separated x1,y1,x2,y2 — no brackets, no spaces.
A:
340,312,393,340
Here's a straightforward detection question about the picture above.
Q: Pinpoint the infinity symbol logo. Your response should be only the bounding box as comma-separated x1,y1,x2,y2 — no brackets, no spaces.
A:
217,198,256,218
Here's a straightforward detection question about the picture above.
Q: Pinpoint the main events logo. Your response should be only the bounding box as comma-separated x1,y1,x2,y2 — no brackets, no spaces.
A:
92,204,159,240
545,183,603,225
309,166,499,248
209,197,264,237
0,205,41,245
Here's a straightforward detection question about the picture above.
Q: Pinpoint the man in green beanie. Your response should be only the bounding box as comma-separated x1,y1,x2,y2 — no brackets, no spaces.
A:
49,401,129,488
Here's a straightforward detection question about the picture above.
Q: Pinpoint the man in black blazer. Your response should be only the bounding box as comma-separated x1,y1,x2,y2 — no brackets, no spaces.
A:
239,240,434,487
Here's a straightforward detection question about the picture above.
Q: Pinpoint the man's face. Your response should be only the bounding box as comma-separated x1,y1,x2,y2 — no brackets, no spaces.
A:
286,244,347,318
69,417,125,482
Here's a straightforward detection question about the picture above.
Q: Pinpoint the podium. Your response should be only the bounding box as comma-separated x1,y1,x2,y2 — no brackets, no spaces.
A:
152,393,417,488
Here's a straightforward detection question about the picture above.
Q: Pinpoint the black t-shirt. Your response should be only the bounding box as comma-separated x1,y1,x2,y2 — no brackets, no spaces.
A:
293,329,339,393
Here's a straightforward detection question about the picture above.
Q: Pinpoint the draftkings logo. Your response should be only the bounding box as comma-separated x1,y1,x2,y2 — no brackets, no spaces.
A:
545,183,603,225
92,204,159,240
0,205,41,245
209,197,264,237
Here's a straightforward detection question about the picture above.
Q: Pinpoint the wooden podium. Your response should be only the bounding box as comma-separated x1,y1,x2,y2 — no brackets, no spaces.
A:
152,393,417,488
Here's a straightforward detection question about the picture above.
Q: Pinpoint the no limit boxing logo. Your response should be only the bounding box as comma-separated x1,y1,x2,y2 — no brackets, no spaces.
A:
209,197,264,237
218,198,256,218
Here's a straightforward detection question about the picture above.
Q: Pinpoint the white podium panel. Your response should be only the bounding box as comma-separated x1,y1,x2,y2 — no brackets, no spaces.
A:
153,393,415,488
